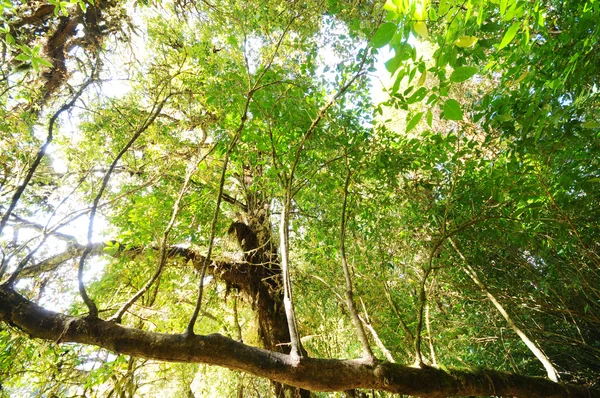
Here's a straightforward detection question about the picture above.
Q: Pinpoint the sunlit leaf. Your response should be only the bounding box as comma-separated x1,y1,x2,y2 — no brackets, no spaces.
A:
413,22,429,39
500,0,509,16
454,36,478,48
384,55,402,74
418,69,427,86
406,112,423,132
428,6,437,20
14,53,30,62
450,66,478,82
443,99,463,120
498,23,520,50
477,2,484,25
372,23,397,48
407,87,428,104
34,57,54,68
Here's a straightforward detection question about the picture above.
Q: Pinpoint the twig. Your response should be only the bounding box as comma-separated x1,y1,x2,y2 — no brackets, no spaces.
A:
0,75,94,235
110,142,211,323
77,85,173,318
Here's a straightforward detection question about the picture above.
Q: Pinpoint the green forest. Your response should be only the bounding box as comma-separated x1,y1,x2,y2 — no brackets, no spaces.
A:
0,0,599,396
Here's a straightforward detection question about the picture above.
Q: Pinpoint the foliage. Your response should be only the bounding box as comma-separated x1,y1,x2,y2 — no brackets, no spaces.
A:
0,0,599,396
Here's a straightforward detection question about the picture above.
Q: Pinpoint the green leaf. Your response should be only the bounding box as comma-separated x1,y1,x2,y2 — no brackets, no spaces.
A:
407,87,428,104
505,4,520,20
418,69,427,86
406,112,423,132
15,53,30,62
17,44,32,55
5,33,14,45
385,43,414,74
454,36,478,48
443,99,463,120
413,22,429,39
500,0,508,16
372,23,397,48
498,23,520,50
429,7,437,20
450,66,478,83
384,54,402,74
34,57,54,68
103,241,120,255
582,121,600,129
477,2,484,25
536,10,545,27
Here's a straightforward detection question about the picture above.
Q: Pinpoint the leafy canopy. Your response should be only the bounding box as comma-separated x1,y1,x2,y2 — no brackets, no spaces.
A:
0,0,599,396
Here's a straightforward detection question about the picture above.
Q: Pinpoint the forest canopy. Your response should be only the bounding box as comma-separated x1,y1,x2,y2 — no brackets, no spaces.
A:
0,0,599,397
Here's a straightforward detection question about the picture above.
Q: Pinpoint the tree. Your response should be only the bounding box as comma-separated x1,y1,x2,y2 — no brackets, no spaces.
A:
1,0,599,397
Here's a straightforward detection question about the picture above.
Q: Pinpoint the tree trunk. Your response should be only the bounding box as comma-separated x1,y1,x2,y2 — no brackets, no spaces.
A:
226,193,309,397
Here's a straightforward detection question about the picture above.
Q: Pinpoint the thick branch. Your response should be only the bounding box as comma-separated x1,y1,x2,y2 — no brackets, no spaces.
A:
0,287,596,398
21,242,258,295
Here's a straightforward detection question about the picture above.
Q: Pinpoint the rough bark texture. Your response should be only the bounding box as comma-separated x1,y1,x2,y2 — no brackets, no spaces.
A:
0,286,597,398
9,1,122,101
225,192,309,397
8,216,596,397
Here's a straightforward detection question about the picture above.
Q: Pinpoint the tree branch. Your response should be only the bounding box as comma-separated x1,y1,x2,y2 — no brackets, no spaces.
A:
110,144,211,323
78,85,174,318
0,76,94,236
0,287,596,398
450,238,560,382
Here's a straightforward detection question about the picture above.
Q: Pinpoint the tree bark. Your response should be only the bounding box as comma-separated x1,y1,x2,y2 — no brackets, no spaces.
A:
226,191,309,397
0,286,596,398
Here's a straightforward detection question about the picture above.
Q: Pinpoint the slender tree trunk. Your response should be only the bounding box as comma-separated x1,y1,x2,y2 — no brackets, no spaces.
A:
425,302,437,366
413,267,431,366
450,239,559,382
279,195,303,360
340,170,374,361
